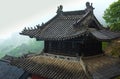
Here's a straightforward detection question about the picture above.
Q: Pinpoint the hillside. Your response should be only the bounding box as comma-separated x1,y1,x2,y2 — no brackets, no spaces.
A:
7,39,44,57
0,33,44,58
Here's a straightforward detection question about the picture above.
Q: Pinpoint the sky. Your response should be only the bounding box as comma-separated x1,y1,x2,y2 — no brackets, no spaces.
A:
0,0,117,39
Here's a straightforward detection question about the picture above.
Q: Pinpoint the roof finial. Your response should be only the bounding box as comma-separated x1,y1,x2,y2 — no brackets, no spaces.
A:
86,2,90,8
56,5,63,15
36,24,40,29
85,2,94,12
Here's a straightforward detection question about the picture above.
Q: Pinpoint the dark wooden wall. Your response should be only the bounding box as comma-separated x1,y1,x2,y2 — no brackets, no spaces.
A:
83,34,103,56
44,35,103,57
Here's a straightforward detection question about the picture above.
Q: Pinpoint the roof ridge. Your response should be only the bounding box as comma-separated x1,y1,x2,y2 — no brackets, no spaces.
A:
63,10,86,15
80,57,93,79
74,11,91,26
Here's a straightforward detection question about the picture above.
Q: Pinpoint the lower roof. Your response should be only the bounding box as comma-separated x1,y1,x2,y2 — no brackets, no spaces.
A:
11,54,91,79
83,55,120,79
11,54,120,79
0,60,25,79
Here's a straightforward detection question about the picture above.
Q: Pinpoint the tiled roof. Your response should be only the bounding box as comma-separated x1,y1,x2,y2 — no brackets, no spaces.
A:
84,55,120,79
20,4,120,41
21,11,120,40
0,60,25,79
20,10,90,40
89,28,120,41
11,55,92,79
11,54,120,79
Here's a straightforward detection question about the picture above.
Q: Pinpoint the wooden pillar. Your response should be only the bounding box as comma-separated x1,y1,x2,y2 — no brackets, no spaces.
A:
72,41,75,49
44,41,49,53
49,41,52,52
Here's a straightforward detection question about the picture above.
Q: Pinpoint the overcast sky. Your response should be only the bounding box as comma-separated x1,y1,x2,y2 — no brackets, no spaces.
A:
0,0,117,39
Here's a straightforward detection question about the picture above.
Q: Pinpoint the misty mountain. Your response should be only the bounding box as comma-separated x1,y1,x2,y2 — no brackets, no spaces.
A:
0,33,30,47
0,32,44,58
8,40,44,57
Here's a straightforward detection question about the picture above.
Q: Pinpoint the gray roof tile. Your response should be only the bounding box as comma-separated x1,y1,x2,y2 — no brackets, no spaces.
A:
0,60,25,79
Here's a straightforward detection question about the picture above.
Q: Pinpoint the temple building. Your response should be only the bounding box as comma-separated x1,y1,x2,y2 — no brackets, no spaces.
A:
11,2,120,79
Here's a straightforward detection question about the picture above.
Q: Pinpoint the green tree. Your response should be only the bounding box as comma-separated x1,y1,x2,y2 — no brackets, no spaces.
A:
103,0,120,31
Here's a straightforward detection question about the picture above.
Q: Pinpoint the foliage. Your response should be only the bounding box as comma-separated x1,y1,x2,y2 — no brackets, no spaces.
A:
0,38,44,58
114,76,120,79
0,32,44,58
0,53,5,58
102,42,108,50
105,39,120,57
103,0,120,31
7,39,44,57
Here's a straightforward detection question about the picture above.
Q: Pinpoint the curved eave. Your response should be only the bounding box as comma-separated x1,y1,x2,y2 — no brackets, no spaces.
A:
90,29,120,41
36,32,86,41
92,14,104,29
94,36,120,42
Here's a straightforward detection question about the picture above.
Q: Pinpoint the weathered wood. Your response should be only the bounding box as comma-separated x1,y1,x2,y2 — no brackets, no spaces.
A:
44,35,103,57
